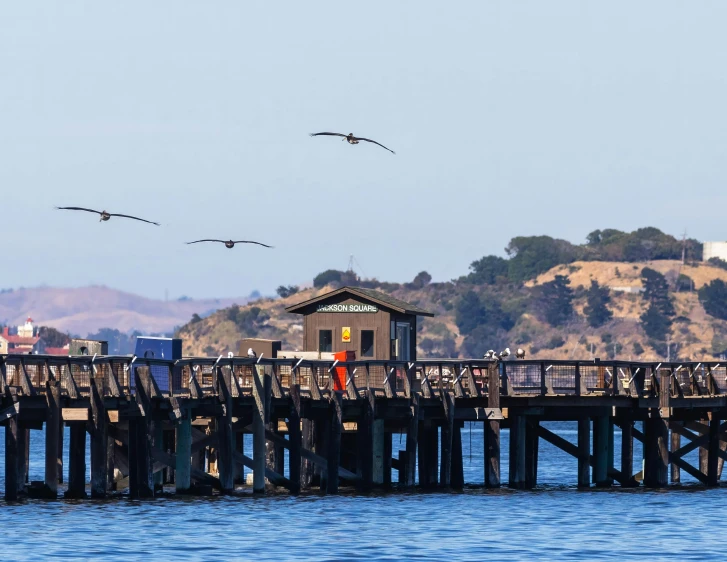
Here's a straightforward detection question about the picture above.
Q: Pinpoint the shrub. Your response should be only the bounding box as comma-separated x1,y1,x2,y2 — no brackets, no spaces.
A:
699,279,727,321
276,285,300,298
465,256,509,285
535,275,574,326
544,335,566,349
632,342,644,355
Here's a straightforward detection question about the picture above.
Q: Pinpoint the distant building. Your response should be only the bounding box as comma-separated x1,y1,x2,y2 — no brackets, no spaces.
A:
0,316,68,355
704,241,727,262
1,317,42,354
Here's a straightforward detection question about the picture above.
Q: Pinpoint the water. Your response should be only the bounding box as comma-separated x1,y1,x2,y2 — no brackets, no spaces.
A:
0,423,722,561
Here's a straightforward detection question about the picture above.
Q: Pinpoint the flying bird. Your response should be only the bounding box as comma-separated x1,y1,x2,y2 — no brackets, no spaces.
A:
55,207,160,226
186,239,273,249
310,132,395,154
516,348,526,360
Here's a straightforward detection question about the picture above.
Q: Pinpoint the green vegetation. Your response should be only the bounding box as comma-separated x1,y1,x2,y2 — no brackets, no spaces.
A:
535,275,574,326
583,280,613,328
227,306,270,335
699,279,727,321
276,285,300,298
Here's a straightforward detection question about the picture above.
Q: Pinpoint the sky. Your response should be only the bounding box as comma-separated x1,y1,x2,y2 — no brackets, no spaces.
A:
1,1,726,300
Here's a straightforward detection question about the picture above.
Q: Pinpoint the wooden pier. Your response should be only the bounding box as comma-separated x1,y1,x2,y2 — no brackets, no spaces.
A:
2,353,727,499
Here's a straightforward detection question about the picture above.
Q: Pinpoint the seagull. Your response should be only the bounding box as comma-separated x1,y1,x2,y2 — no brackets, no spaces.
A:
516,348,526,359
310,132,395,154
55,206,160,226
484,349,496,359
247,348,257,359
186,239,273,249
498,348,511,359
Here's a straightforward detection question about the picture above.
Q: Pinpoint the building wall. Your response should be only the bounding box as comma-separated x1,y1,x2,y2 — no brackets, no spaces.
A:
302,296,392,360
704,241,727,262
0,336,7,354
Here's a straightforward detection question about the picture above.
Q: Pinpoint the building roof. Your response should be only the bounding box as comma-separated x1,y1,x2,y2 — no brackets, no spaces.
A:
45,347,70,356
285,286,434,317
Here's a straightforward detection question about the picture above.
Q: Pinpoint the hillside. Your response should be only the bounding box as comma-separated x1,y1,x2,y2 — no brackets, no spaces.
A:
0,286,249,336
176,229,727,363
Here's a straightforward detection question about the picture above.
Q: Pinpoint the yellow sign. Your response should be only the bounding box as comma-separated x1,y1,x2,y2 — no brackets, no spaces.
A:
342,327,351,343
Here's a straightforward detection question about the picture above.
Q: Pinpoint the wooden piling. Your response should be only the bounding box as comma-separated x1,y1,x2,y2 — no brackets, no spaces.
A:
19,427,29,487
577,418,590,488
252,364,267,494
404,394,419,487
4,416,20,500
372,418,385,485
129,368,155,499
525,419,539,489
670,422,681,483
440,391,454,488
89,377,108,498
327,391,343,494
66,423,87,498
509,414,526,489
452,421,464,490
707,417,719,486
383,431,392,488
356,390,374,492
175,413,192,493
288,380,302,495
593,416,611,487
216,366,235,493
643,414,668,488
44,381,61,497
485,363,501,488
620,419,637,487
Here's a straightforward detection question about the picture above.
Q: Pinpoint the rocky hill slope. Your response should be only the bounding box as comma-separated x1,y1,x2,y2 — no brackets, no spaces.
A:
176,257,727,362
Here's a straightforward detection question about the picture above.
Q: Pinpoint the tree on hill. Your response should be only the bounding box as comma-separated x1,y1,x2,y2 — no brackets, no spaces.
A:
584,227,702,262
535,275,574,326
505,236,582,282
455,290,515,337
408,271,432,289
461,324,510,358
641,267,675,317
276,285,300,298
708,257,727,271
640,306,672,341
37,326,70,348
313,269,359,288
464,255,509,285
227,306,270,335
583,280,613,328
699,279,727,321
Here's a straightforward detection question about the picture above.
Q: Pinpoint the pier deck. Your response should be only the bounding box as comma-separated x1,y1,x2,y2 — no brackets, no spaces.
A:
2,354,726,499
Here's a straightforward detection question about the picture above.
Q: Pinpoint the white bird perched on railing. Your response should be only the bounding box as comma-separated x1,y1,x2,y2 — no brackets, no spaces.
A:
499,348,511,359
483,349,496,359
247,348,257,359
516,348,526,359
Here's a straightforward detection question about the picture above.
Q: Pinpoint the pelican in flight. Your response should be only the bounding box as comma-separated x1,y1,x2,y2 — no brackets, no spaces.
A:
55,206,160,226
310,132,395,154
186,239,273,249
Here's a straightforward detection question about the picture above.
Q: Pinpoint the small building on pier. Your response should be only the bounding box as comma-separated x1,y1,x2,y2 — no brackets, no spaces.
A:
285,286,434,361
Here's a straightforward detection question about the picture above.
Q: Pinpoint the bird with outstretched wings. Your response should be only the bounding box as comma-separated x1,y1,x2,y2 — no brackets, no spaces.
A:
310,132,395,154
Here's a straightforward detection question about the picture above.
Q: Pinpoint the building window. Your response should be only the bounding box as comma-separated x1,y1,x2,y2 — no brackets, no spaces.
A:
319,330,333,353
361,330,374,358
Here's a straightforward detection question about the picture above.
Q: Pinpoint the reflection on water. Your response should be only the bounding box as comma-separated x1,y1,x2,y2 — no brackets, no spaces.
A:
0,423,722,561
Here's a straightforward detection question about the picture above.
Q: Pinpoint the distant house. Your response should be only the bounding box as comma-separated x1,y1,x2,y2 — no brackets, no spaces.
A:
0,316,68,355
1,318,42,354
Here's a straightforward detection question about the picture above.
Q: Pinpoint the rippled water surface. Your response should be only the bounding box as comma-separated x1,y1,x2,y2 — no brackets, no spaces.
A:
1,423,721,561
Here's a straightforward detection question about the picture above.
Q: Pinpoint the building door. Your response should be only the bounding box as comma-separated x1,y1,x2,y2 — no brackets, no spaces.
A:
395,322,410,361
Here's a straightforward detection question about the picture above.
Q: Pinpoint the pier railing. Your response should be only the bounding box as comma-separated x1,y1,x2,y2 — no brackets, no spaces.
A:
1,354,726,400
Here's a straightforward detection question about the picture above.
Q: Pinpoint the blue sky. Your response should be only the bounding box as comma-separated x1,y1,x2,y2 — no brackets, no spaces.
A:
2,1,726,299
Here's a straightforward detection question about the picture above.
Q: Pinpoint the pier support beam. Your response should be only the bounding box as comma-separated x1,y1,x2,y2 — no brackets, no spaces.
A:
452,421,464,490
44,381,61,497
175,414,192,493
252,365,268,494
216,367,235,493
288,381,302,495
418,423,437,488
383,431,392,488
577,418,590,488
372,419,385,485
404,395,419,487
593,416,612,487
524,419,539,489
4,416,20,500
90,377,108,498
707,417,720,487
620,419,638,487
356,390,374,492
326,392,343,494
643,414,668,488
670,422,681,484
66,423,87,498
485,364,501,488
508,414,526,489
440,392,454,488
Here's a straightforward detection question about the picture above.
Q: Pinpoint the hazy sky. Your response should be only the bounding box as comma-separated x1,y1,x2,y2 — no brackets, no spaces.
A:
2,2,726,299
